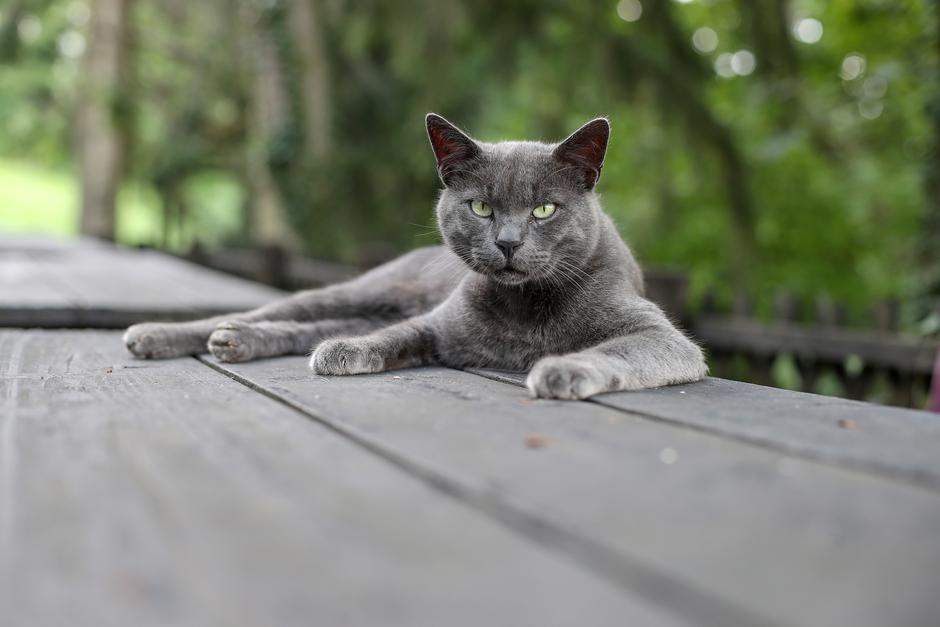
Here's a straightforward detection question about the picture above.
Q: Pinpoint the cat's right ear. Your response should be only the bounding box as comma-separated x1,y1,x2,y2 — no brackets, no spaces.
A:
426,113,481,187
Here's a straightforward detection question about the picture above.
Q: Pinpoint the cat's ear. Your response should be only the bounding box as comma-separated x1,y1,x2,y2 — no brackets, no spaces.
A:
426,113,481,187
553,118,610,190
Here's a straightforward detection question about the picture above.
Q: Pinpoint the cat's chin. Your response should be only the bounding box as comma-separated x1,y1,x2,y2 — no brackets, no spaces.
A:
490,267,530,285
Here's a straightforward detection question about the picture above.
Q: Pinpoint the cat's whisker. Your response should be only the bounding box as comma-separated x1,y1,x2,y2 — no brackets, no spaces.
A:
554,256,595,281
550,261,590,294
422,254,466,280
557,266,593,288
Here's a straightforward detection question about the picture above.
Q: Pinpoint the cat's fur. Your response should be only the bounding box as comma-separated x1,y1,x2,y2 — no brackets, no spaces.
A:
124,114,707,399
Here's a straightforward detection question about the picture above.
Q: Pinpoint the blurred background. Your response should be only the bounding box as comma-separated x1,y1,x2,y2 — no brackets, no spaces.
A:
0,0,938,406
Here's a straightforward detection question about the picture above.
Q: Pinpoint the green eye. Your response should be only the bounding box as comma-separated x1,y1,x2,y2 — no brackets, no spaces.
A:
532,203,556,219
470,200,492,217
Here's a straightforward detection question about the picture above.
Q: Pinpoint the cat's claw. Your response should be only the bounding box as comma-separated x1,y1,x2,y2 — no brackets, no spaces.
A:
310,338,384,375
526,356,607,400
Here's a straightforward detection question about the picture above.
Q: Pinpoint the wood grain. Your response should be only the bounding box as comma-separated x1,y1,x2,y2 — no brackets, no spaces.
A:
213,356,940,627
0,237,283,328
471,370,940,490
1,330,680,627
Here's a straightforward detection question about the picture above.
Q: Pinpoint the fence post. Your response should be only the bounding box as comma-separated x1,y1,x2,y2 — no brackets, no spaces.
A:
259,245,289,289
929,349,940,413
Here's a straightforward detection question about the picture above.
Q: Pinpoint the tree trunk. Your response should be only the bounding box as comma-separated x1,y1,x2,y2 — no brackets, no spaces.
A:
289,0,331,160
239,2,300,249
0,0,27,62
77,0,133,241
926,1,940,298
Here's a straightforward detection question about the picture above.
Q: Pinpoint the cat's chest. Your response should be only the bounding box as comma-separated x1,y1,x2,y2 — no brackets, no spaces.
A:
435,292,612,370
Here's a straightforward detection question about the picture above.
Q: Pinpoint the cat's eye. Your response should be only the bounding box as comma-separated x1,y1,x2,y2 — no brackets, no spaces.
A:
532,203,556,219
470,200,492,218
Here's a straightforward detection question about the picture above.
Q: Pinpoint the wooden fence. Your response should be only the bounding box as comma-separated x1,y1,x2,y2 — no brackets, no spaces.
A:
177,244,939,410
693,294,937,408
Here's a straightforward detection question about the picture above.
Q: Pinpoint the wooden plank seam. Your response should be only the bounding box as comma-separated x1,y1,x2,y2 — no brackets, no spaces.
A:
196,355,786,627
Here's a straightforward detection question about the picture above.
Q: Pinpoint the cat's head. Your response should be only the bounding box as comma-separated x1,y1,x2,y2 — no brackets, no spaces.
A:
426,113,610,286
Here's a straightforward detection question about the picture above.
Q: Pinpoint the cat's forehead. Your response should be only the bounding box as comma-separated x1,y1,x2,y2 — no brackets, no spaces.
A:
477,140,557,188
483,140,555,164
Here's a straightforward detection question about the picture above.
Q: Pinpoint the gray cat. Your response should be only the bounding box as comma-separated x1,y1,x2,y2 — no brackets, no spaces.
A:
124,114,707,399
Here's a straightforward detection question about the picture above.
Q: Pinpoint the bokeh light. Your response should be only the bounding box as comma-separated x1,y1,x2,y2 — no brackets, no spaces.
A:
794,18,823,44
617,0,642,23
859,100,884,120
714,52,735,78
17,15,42,43
840,54,866,81
730,50,756,76
692,27,718,54
57,31,86,59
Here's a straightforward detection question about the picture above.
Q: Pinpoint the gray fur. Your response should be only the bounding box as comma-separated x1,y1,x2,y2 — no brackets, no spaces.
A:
124,114,706,399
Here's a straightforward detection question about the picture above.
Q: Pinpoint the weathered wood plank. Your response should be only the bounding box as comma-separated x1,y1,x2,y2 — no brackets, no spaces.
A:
210,356,940,627
607,377,940,488
472,371,940,489
0,237,283,328
0,330,680,627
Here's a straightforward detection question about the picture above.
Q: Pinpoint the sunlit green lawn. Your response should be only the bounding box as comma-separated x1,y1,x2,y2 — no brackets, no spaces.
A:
0,158,161,243
0,159,242,249
0,159,78,238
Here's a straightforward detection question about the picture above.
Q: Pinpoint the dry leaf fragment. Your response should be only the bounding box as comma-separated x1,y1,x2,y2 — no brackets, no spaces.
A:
525,434,547,449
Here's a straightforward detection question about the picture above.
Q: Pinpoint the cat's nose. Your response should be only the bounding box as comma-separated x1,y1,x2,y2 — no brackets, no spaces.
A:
496,226,522,261
496,240,522,261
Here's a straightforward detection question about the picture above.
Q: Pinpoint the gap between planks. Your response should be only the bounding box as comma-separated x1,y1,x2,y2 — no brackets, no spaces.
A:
468,369,940,496
194,355,785,627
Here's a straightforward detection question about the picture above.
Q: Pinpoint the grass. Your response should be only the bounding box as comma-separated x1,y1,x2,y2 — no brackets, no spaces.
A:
0,159,242,249
0,159,79,238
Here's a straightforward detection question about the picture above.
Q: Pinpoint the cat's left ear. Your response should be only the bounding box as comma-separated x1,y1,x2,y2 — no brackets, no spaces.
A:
553,118,610,190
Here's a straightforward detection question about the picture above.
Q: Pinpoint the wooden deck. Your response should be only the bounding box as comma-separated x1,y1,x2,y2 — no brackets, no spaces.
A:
0,236,283,327
1,238,939,627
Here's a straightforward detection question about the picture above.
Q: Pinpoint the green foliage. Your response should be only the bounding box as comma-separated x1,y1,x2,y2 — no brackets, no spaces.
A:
0,0,935,324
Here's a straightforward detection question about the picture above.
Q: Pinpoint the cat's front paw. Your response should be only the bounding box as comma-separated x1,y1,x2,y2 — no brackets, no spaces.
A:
124,323,182,359
526,356,607,400
309,338,384,375
208,321,259,363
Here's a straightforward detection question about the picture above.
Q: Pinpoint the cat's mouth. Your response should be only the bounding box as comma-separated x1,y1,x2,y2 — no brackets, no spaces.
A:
492,265,528,282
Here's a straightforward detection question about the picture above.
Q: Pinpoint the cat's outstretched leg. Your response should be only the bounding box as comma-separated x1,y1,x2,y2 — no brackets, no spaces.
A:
206,318,389,363
124,246,458,360
124,317,231,360
309,317,436,375
526,299,707,400
123,281,400,360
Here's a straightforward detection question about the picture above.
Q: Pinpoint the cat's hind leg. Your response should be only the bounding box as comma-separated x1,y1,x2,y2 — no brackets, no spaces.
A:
124,317,230,360
207,318,391,363
124,246,456,360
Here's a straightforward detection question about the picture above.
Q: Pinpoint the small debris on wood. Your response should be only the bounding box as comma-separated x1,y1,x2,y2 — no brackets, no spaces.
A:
525,434,548,449
837,418,857,430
